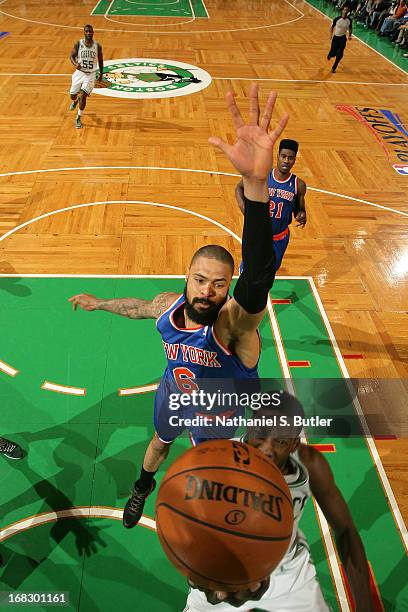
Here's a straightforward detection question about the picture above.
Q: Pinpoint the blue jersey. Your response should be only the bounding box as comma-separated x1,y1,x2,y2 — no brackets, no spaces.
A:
154,295,259,443
156,295,259,382
268,169,298,236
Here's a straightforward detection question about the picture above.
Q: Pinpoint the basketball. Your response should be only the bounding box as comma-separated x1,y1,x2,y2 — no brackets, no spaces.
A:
155,439,294,591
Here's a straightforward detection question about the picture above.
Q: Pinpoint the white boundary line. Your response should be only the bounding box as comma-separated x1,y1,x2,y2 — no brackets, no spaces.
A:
0,273,305,279
0,200,242,244
187,0,195,23
283,0,304,16
0,507,155,542
0,273,189,278
90,0,188,18
0,0,303,34
0,359,19,377
119,382,159,395
0,73,72,76
313,505,350,610
41,381,86,396
303,0,408,76
200,0,209,18
267,288,350,609
311,187,408,217
126,0,181,6
105,0,115,18
267,295,293,386
307,276,408,553
277,275,315,280
0,165,237,179
212,76,408,87
0,166,405,218
103,0,198,27
0,72,406,87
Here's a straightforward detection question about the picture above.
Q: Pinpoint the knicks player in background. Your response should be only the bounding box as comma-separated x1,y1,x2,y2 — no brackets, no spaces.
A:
236,139,306,273
69,25,103,129
185,393,374,612
68,84,288,530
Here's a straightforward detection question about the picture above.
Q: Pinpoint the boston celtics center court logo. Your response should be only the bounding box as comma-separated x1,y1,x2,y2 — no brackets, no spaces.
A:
94,58,212,99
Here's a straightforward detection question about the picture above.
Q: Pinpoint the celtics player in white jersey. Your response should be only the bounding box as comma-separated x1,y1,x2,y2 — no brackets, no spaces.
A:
185,394,374,612
69,25,103,129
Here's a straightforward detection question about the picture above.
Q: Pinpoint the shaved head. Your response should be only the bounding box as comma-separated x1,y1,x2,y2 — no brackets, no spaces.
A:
190,245,234,273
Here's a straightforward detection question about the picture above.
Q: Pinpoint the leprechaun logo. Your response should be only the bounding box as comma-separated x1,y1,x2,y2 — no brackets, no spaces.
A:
94,58,212,99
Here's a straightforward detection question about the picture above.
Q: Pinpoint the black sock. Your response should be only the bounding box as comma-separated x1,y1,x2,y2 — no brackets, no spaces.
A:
135,467,157,491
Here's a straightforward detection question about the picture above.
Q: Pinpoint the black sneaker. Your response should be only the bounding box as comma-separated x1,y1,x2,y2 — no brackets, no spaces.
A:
332,67,337,73
0,437,24,460
122,479,156,529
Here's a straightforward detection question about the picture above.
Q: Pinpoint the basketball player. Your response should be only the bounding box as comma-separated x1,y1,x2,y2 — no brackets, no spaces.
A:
327,7,353,73
235,138,306,272
0,435,24,568
185,395,375,612
68,84,288,529
69,25,103,129
0,435,23,460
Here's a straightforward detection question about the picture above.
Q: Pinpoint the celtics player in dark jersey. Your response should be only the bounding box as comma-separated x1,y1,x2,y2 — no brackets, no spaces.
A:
69,84,288,530
69,25,104,129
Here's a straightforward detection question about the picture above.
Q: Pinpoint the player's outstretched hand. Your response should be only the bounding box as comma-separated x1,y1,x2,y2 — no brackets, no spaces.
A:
189,578,270,608
69,293,100,311
209,84,288,182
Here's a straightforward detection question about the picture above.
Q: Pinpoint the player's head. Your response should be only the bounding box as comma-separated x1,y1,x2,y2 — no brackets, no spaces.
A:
84,25,94,41
184,245,234,325
341,6,350,17
245,391,304,470
277,139,299,175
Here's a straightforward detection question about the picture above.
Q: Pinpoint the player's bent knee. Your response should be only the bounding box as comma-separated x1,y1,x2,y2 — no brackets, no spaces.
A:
152,432,173,452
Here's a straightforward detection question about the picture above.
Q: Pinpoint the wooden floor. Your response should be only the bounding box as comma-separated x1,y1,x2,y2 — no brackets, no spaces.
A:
0,0,407,532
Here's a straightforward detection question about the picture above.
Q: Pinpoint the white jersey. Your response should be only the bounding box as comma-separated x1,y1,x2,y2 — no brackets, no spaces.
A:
76,39,98,73
184,449,329,612
281,449,311,560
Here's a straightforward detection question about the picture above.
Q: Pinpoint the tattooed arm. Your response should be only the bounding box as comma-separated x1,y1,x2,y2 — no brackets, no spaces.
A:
68,292,179,320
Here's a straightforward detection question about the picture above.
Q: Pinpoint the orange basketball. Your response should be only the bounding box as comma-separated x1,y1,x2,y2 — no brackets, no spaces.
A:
155,439,293,591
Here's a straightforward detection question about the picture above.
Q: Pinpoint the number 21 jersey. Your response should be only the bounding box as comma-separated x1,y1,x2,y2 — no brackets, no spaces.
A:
268,169,298,236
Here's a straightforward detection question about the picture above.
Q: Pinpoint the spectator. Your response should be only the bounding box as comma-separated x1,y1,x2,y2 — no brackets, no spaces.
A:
394,18,408,44
355,0,375,22
364,0,385,26
368,0,392,27
380,0,407,34
376,0,398,30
